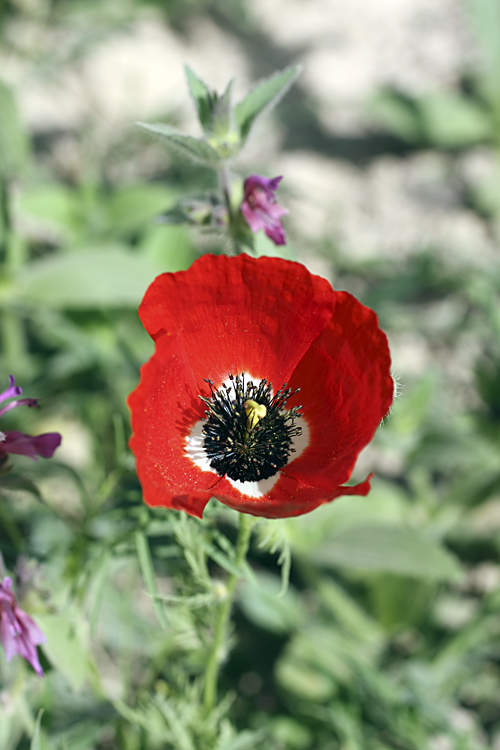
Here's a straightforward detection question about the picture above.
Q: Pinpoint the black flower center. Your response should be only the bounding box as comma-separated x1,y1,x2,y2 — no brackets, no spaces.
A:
200,372,302,483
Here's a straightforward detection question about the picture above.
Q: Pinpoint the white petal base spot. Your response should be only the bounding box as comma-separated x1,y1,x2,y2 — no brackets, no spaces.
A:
185,416,310,500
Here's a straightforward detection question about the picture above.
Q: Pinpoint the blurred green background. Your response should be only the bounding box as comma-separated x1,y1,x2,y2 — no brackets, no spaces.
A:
1,0,500,748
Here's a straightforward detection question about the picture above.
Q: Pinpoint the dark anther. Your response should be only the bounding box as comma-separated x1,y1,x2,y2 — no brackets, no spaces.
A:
199,373,302,482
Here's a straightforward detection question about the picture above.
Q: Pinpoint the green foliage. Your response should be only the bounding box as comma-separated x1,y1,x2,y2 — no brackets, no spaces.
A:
185,65,215,130
0,79,28,179
1,2,500,749
309,523,462,581
468,0,500,105
140,65,301,170
7,246,169,309
234,65,302,144
137,122,224,165
371,88,494,147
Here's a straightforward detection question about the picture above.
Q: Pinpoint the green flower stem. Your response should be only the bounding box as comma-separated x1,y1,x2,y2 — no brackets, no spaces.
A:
203,512,255,714
219,165,242,256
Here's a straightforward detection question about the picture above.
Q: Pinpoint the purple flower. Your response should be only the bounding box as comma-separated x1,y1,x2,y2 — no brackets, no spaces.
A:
0,576,46,676
0,376,61,462
241,174,288,246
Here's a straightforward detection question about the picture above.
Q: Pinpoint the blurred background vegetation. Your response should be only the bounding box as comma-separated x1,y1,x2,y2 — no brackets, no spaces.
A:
1,0,500,748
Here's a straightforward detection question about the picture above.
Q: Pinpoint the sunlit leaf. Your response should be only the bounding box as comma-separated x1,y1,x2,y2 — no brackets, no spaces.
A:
185,65,213,129
137,122,221,165
419,93,492,147
310,523,462,581
235,66,301,142
10,246,163,308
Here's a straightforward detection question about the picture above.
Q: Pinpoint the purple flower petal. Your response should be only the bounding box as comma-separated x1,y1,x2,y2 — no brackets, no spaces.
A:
0,430,62,460
241,174,288,246
0,577,45,677
0,376,22,407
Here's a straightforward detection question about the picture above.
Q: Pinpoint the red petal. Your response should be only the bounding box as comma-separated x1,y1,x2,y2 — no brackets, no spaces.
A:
286,291,393,489
129,261,393,520
138,254,335,390
128,332,220,518
198,471,374,519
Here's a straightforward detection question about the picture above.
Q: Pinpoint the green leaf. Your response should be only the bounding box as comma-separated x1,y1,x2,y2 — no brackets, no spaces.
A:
137,122,221,165
238,573,305,634
216,730,266,750
317,579,383,646
235,65,301,142
36,613,89,690
135,530,168,630
30,710,44,750
276,648,335,702
419,93,493,147
140,224,194,272
371,88,494,147
467,0,500,102
310,523,462,581
0,78,28,178
19,184,80,240
185,65,213,129
210,79,234,138
9,246,163,309
470,169,500,216
106,184,176,235
0,474,44,501
370,89,423,142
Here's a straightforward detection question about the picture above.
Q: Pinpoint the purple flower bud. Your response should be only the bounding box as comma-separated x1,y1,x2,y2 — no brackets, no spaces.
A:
0,577,46,676
241,174,288,246
0,376,61,463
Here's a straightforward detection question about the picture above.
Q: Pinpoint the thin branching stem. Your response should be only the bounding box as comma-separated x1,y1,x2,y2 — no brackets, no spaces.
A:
203,512,255,715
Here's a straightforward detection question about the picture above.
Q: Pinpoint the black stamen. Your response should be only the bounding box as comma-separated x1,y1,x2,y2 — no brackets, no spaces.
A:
199,373,302,482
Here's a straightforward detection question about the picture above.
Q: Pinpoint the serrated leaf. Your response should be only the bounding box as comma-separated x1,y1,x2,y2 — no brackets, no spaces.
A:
9,246,162,309
235,65,301,142
310,523,462,581
137,122,221,165
185,65,213,129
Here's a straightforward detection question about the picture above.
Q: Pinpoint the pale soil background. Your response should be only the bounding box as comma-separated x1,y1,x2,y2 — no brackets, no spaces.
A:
0,0,494,390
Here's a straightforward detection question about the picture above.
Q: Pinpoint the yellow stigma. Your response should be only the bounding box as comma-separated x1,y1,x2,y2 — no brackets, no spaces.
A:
244,399,267,432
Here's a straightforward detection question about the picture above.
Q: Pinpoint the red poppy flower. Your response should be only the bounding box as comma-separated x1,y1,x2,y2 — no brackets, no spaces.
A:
128,254,393,519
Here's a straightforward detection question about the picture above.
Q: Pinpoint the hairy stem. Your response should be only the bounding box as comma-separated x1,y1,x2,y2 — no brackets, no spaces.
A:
219,165,242,255
203,512,255,714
